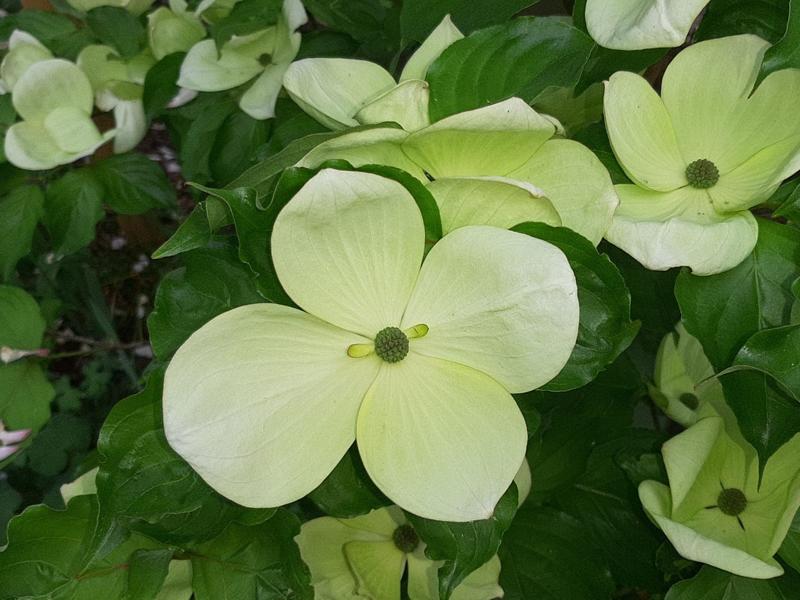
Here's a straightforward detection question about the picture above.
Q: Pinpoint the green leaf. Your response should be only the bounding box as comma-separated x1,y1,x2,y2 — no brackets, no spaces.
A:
0,185,43,281
513,223,638,391
555,431,666,592
572,122,629,184
24,413,92,476
191,185,291,304
175,94,238,184
126,548,175,600
426,17,595,121
43,170,105,257
675,219,800,371
775,180,800,223
759,0,800,81
96,372,273,544
0,11,84,58
665,565,800,599
303,0,401,62
498,506,615,600
0,495,164,600
210,0,283,49
0,285,53,433
91,154,176,215
148,244,264,360
143,53,184,120
401,0,540,43
151,204,212,260
407,484,518,600
732,324,800,400
86,6,146,59
696,0,789,44
522,356,642,501
210,111,272,185
307,447,388,518
188,510,312,600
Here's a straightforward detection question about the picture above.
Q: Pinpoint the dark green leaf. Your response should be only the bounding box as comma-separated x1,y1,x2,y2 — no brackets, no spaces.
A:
696,0,789,44
498,506,615,600
303,0,401,62
0,11,78,55
96,372,273,544
24,413,92,476
0,496,164,600
176,95,238,184
522,356,642,501
126,548,175,600
572,122,629,184
143,52,184,119
210,111,272,184
665,565,800,599
407,484,518,600
775,180,800,223
0,284,45,349
426,17,595,121
43,170,105,257
513,223,638,391
675,219,800,371
555,431,666,592
732,324,800,400
188,510,313,600
0,185,43,281
308,447,388,518
148,244,263,359
401,0,540,43
151,203,212,259
759,0,800,81
91,154,176,214
719,369,800,465
191,185,291,303
210,0,283,48
256,98,328,157
296,30,360,60
86,6,146,58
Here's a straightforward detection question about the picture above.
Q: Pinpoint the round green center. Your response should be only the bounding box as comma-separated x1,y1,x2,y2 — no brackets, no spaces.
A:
718,488,747,516
685,159,720,189
374,327,409,363
392,524,419,553
679,392,699,410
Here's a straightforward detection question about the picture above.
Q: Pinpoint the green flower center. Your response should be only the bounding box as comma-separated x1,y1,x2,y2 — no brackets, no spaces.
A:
685,159,720,189
392,524,419,553
718,488,747,516
679,392,699,410
374,327,409,363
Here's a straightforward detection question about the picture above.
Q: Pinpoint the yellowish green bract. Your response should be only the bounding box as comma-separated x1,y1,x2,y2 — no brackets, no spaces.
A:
294,98,618,246
147,0,206,61
65,0,154,14
162,168,579,522
0,30,53,94
603,35,800,275
640,417,800,578
283,15,464,132
3,59,116,170
177,0,307,120
295,506,503,600
585,0,710,50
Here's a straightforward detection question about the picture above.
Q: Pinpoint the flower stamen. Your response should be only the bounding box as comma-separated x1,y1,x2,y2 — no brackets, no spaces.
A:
685,159,719,189
392,524,419,553
374,327,409,363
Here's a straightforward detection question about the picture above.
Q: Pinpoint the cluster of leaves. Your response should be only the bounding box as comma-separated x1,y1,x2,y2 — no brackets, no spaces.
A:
0,0,799,599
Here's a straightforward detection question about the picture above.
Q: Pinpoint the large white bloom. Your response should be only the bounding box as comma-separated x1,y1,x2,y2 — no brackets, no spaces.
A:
163,168,579,522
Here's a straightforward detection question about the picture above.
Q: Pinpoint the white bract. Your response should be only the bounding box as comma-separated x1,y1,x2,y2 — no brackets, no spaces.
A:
178,0,307,119
163,168,579,522
77,45,154,153
296,506,503,600
585,0,710,50
296,98,618,245
641,418,800,578
4,59,115,170
0,31,52,94
147,0,206,61
603,35,800,275
283,15,463,132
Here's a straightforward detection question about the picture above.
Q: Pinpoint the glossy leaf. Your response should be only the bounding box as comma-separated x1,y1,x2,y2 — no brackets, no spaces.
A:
91,153,176,215
407,484,518,600
148,245,263,359
143,52,184,119
426,17,595,121
307,447,389,518
759,0,800,81
513,223,638,391
86,6,146,58
733,324,800,401
665,565,800,599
